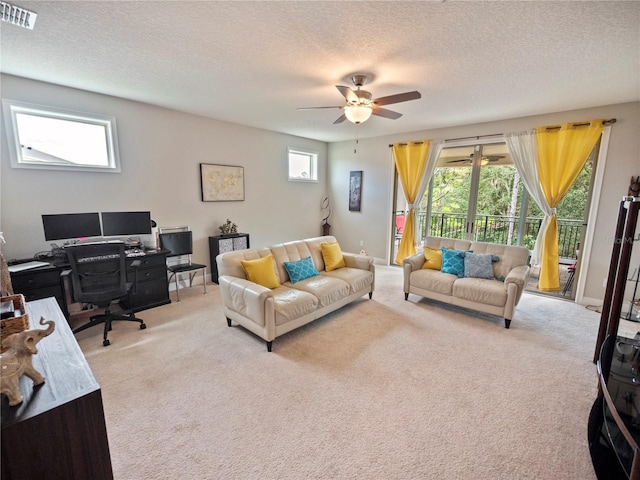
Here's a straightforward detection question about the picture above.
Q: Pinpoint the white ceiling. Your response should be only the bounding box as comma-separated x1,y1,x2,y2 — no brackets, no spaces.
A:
1,1,639,143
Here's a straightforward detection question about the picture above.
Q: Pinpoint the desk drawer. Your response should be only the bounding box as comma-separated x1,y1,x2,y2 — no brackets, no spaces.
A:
126,265,166,284
19,286,63,303
11,270,61,290
126,255,165,270
126,277,169,311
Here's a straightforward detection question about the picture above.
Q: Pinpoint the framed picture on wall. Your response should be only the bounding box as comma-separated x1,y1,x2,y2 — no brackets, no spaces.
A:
200,163,245,202
349,170,362,211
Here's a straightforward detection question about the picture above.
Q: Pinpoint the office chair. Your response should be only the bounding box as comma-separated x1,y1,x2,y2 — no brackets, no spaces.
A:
66,242,146,346
158,226,207,301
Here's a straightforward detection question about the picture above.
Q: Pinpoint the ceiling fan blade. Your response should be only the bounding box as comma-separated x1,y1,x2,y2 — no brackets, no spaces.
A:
372,107,402,120
333,114,347,124
336,85,358,104
447,158,471,163
373,91,421,106
297,106,344,110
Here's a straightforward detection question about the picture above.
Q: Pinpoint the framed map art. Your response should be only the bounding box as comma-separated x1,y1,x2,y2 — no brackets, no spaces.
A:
200,163,245,202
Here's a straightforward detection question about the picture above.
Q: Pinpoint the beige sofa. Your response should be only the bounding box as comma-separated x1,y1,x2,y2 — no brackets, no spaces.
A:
403,237,530,328
217,235,375,351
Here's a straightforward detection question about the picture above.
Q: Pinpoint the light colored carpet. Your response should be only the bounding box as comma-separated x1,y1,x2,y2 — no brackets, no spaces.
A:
75,265,600,480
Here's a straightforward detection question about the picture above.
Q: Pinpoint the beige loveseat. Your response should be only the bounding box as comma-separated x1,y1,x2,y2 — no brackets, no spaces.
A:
217,235,375,351
403,237,530,328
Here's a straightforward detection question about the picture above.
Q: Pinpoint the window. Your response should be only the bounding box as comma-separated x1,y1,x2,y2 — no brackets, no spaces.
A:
287,147,317,182
2,99,121,172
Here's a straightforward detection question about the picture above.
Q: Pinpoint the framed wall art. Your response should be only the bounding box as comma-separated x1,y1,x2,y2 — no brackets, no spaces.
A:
200,163,245,202
349,170,362,212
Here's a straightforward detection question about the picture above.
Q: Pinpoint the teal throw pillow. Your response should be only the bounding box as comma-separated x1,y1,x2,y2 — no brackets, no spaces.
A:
441,248,466,278
464,253,495,279
283,256,319,283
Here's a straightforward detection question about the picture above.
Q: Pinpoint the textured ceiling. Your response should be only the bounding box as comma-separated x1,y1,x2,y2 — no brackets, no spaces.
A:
1,1,639,143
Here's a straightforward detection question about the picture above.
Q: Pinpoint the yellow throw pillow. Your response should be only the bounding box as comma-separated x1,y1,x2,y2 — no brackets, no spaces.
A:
240,254,280,289
422,246,443,270
320,242,346,272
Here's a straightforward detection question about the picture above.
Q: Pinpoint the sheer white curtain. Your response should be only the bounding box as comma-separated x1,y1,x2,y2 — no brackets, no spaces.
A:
504,131,553,266
411,139,443,245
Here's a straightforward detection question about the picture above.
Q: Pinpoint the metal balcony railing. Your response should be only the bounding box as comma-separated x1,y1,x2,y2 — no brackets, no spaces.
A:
395,211,583,260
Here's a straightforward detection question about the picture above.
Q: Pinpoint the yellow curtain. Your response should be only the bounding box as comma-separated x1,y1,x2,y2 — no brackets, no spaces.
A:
392,141,430,265
535,120,604,291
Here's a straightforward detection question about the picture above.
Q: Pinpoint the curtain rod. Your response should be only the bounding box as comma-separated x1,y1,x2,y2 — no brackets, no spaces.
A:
388,118,616,147
544,118,616,131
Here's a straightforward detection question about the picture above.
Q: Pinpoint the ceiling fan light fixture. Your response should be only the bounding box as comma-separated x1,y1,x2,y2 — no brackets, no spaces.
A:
344,105,372,124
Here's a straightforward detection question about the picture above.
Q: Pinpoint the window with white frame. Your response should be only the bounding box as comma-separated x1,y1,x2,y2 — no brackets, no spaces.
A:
287,147,318,182
2,99,121,173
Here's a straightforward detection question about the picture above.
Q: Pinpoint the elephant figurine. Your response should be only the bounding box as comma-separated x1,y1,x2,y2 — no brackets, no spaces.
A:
1,317,55,406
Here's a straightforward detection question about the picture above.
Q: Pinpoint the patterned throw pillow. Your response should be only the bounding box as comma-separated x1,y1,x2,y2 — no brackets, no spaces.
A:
463,253,495,279
441,248,466,277
283,256,319,283
422,247,443,270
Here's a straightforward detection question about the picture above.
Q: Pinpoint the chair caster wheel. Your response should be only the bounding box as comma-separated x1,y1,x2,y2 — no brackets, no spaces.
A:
140,323,146,330
103,339,110,347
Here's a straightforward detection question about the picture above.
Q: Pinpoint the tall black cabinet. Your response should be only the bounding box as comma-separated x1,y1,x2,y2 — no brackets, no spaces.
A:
209,233,250,283
589,196,640,480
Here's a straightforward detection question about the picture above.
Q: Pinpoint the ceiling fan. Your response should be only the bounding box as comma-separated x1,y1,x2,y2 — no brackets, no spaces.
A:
298,74,421,125
447,154,505,164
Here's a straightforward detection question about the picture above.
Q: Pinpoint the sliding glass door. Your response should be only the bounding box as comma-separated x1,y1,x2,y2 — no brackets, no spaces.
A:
424,142,522,243
391,139,596,300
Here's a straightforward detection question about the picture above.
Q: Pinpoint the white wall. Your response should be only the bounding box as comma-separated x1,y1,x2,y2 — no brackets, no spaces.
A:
0,74,328,269
3,74,638,306
328,102,640,304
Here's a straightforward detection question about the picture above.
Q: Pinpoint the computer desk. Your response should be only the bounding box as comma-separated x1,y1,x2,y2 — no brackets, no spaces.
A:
9,248,171,320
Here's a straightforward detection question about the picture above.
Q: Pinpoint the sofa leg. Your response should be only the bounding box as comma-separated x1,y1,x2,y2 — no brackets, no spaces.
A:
369,292,373,299
226,318,232,327
404,293,409,301
505,319,511,329
266,341,272,352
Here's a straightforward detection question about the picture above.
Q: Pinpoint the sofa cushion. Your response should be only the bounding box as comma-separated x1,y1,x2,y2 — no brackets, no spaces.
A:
272,286,319,325
321,242,346,272
441,248,466,277
283,256,319,283
453,277,507,307
422,246,443,270
289,275,350,308
321,268,374,294
464,253,495,279
410,269,457,295
270,241,315,282
240,254,280,289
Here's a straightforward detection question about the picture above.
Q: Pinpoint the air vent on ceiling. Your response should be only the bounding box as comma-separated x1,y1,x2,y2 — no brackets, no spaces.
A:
1,2,37,30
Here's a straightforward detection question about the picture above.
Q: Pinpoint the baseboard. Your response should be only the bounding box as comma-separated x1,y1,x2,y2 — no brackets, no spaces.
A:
578,296,603,308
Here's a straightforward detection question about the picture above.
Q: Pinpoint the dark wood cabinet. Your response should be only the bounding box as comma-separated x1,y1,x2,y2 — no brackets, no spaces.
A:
209,233,249,283
1,298,113,480
10,264,68,317
124,251,170,312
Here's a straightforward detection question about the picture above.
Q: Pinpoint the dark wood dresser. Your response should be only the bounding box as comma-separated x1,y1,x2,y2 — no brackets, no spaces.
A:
1,297,113,480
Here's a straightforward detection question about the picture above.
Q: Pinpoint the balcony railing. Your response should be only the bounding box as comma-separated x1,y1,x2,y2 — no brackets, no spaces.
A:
397,211,582,260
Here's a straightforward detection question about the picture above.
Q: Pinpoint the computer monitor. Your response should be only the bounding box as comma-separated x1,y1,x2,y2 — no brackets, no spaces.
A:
42,213,102,241
101,211,152,236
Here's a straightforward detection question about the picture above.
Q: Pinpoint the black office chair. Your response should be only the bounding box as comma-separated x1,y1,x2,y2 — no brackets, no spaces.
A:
66,242,146,346
158,227,207,301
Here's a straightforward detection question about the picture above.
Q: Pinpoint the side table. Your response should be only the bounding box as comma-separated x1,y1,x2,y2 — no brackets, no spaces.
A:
209,233,250,283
